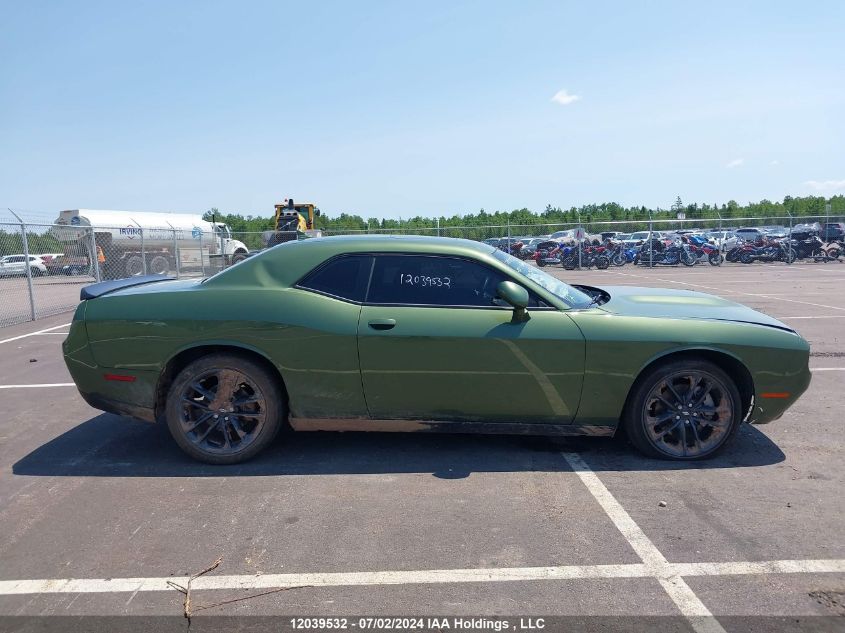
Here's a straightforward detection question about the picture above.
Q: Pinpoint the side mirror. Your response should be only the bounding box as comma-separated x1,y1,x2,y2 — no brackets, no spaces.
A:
496,280,530,323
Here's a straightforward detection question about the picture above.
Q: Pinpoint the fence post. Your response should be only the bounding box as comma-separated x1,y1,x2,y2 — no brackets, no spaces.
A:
648,210,654,268
139,226,147,274
199,231,206,276
167,223,180,278
9,210,36,321
786,210,793,265
576,211,582,270
507,219,511,253
89,228,101,282
717,210,723,261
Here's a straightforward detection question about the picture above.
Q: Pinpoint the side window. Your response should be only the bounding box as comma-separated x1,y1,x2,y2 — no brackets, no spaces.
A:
367,255,537,307
298,255,373,303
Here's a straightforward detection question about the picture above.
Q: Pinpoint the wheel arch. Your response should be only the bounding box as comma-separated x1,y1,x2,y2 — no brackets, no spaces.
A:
154,342,288,422
623,347,755,423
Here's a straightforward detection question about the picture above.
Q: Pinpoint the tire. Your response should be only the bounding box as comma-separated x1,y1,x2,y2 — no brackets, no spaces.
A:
611,253,626,267
231,252,248,265
740,252,754,264
595,256,610,269
125,255,144,276
537,259,547,267
149,255,169,275
165,353,285,464
784,248,796,264
623,359,743,460
826,247,841,260
30,267,44,277
681,251,696,267
708,252,723,266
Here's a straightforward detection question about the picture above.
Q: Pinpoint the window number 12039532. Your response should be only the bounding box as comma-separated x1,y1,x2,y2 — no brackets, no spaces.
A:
399,273,451,289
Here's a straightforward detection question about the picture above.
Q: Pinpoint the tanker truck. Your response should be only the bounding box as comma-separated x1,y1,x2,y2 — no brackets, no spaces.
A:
50,209,249,279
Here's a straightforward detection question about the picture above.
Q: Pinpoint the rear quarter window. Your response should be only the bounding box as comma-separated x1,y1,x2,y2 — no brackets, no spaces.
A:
297,255,373,303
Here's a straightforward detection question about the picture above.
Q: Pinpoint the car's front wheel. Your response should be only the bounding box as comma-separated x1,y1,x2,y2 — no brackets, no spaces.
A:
624,359,742,460
165,353,285,464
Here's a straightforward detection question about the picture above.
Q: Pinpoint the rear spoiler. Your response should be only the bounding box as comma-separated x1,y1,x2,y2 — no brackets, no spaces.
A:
80,275,176,300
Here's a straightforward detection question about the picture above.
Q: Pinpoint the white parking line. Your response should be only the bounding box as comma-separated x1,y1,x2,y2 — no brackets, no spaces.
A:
0,323,71,345
811,367,845,372
0,383,75,389
562,452,725,633
781,315,845,319
614,271,845,312
1,558,843,597
672,559,845,576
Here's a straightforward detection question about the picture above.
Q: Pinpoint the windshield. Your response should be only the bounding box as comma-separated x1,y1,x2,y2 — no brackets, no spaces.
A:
491,249,593,308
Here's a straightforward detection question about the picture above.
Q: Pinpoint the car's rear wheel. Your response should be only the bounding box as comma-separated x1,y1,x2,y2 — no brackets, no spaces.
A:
624,359,742,460
165,353,284,464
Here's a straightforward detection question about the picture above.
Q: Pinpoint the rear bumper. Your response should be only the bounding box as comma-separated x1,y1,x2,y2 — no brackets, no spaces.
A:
78,391,157,423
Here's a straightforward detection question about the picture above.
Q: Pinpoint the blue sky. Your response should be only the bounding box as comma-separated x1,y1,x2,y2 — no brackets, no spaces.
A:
2,0,843,220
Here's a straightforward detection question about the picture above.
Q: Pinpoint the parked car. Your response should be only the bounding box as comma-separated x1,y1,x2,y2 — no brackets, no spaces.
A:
705,231,739,250
520,237,550,259
64,235,811,464
600,231,624,241
0,254,48,277
820,222,845,242
763,226,789,239
734,227,767,242
550,229,576,241
628,231,663,243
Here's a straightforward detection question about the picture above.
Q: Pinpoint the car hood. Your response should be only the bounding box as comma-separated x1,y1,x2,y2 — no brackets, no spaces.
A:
591,285,794,332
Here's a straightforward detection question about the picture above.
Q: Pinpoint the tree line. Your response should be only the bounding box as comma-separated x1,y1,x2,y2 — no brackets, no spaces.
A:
204,195,844,235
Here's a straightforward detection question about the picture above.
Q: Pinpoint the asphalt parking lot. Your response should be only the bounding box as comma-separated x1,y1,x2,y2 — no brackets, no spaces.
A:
0,262,843,632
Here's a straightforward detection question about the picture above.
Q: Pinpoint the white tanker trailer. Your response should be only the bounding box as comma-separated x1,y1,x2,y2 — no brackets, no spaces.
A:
50,209,249,278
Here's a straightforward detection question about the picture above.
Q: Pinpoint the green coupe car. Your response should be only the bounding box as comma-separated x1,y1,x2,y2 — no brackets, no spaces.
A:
62,235,811,464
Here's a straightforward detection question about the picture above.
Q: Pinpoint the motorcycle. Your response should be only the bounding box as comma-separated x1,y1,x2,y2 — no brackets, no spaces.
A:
634,238,695,266
739,236,795,264
681,236,723,266
534,241,565,267
561,243,610,269
788,231,840,262
603,240,628,266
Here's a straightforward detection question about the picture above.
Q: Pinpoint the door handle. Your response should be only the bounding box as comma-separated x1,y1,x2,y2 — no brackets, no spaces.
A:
368,319,396,331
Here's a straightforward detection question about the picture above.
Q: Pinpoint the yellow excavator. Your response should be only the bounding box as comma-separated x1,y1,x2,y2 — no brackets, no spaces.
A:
264,198,323,247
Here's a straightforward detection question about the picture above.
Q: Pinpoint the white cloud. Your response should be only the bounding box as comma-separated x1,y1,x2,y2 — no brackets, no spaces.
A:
804,179,845,192
551,89,581,106
770,160,780,166
725,158,744,168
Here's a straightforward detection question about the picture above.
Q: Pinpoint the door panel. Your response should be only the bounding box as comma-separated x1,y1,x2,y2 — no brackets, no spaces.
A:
357,305,585,423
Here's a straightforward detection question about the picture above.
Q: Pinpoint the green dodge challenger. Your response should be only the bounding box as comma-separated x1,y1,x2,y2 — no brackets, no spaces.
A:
62,235,811,464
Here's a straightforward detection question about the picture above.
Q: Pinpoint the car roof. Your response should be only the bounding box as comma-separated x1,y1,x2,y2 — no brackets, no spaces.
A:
204,235,499,289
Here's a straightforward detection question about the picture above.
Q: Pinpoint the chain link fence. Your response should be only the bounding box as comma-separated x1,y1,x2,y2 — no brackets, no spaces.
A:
0,218,243,328
1,212,843,328
320,214,843,244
